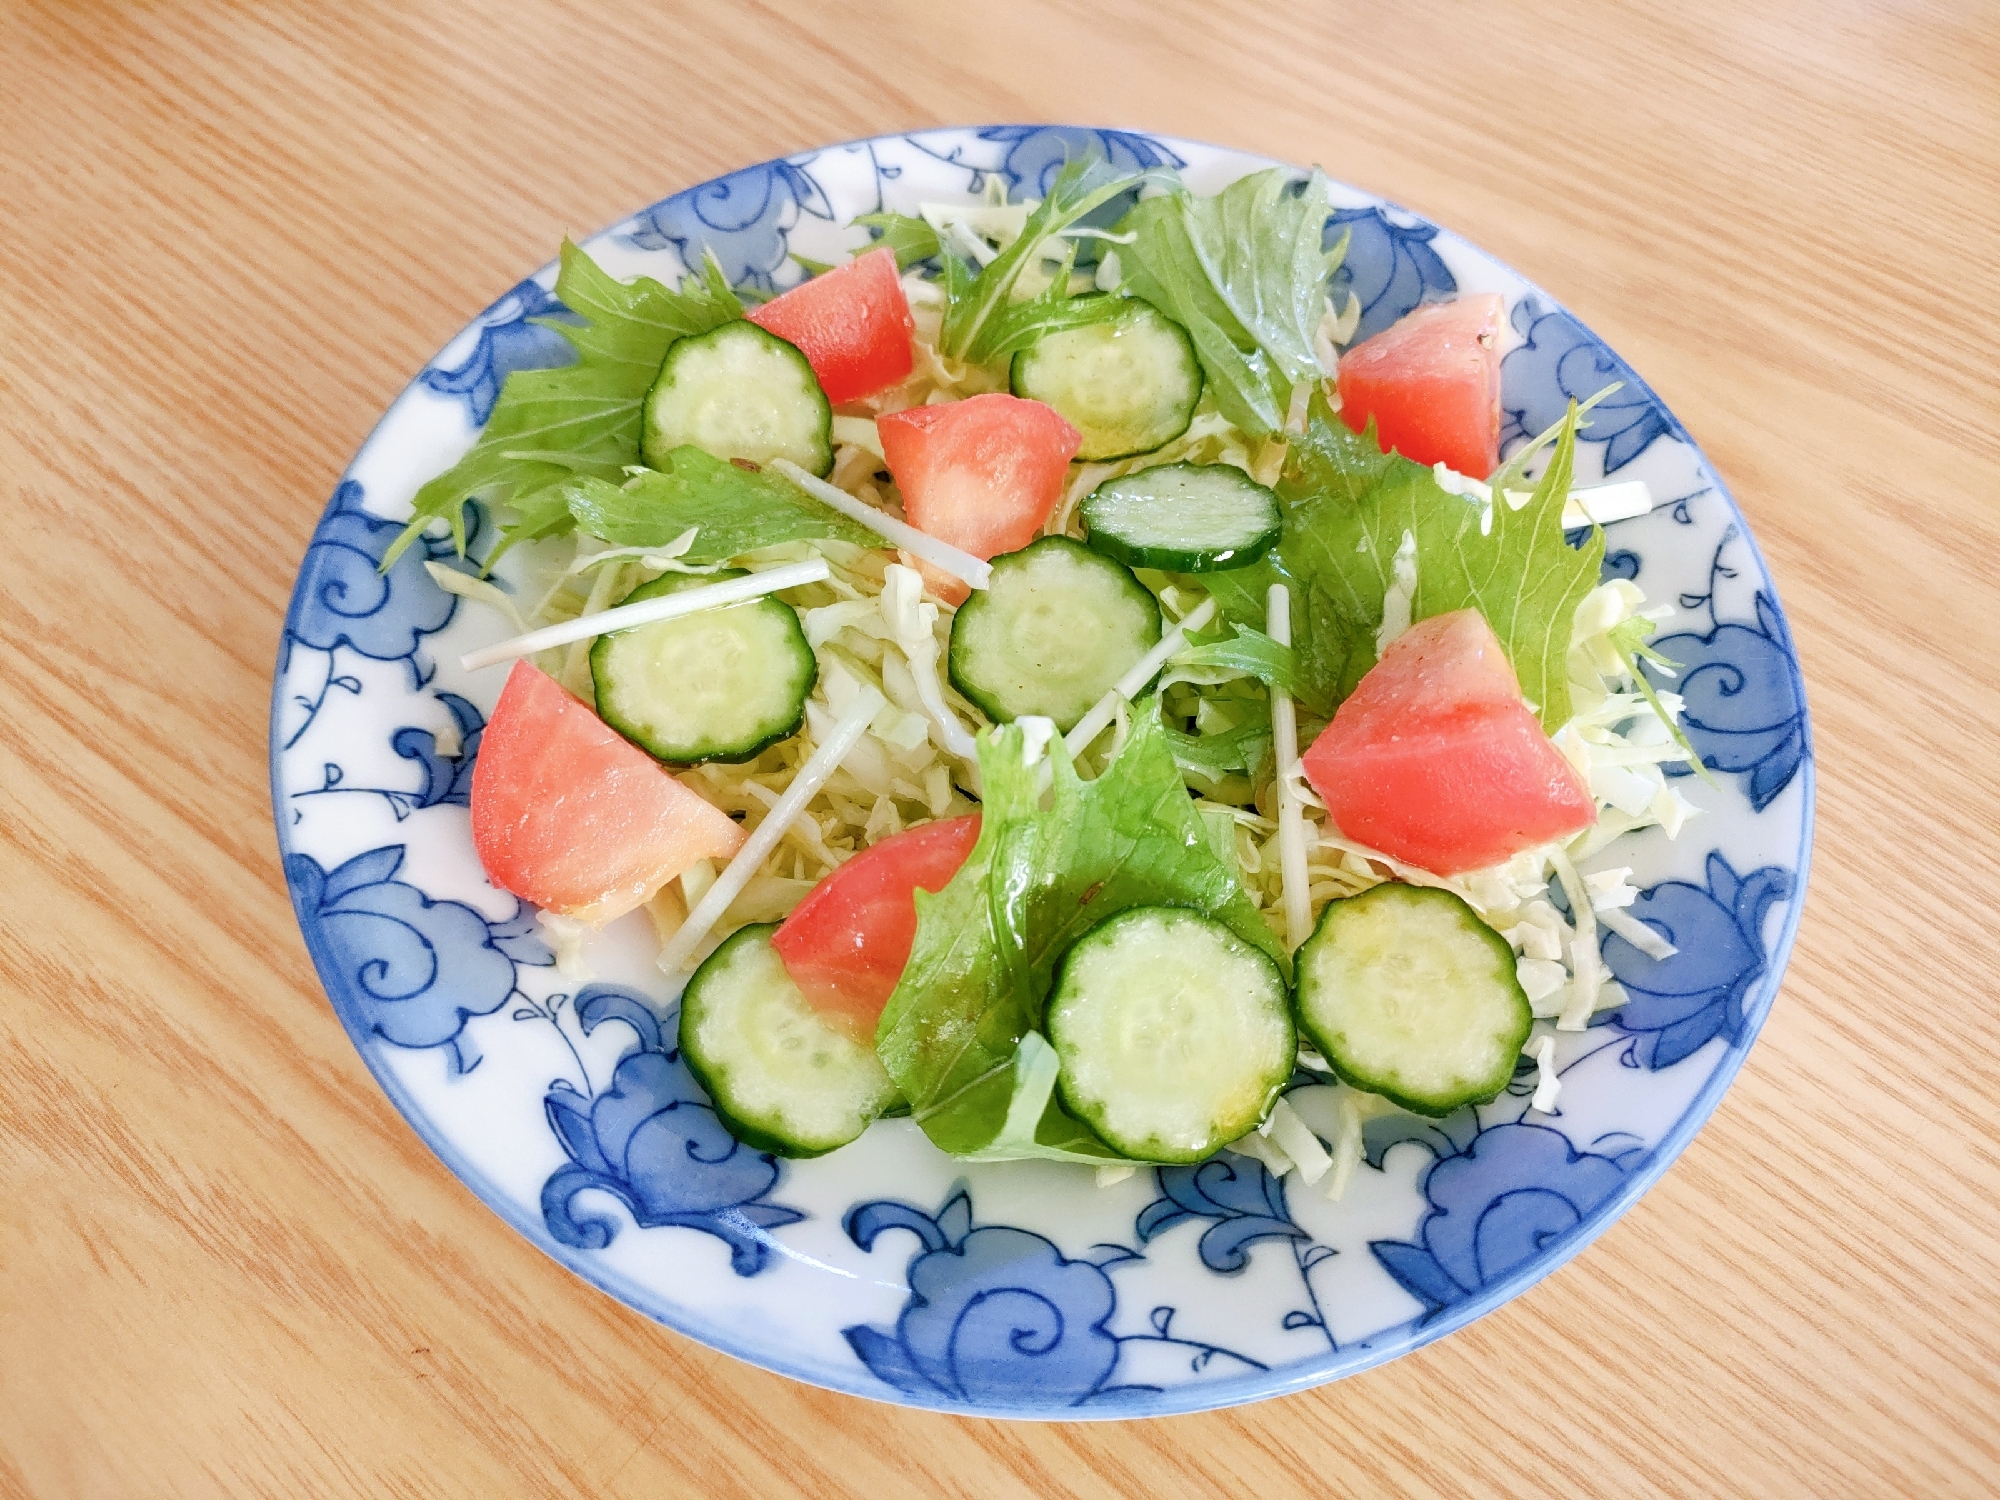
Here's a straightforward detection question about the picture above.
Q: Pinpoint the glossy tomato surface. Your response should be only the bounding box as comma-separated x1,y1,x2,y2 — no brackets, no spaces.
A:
771,815,981,1034
747,247,914,405
1336,294,1504,478
879,393,1081,600
1302,610,1593,874
469,662,746,925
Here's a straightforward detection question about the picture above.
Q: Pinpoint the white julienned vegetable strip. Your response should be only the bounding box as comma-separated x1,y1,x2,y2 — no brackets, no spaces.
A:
1551,848,1605,1031
459,559,830,671
881,564,978,761
1527,1034,1561,1113
424,561,526,632
1064,597,1220,758
769,459,993,592
1262,1096,1331,1185
1599,905,1678,961
1559,479,1655,529
1374,530,1418,656
830,416,884,460
1266,586,1314,952
1324,1088,1364,1201
1434,465,1657,531
657,687,888,975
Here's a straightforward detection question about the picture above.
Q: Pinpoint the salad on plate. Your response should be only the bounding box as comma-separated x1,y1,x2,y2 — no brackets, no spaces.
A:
391,158,1699,1189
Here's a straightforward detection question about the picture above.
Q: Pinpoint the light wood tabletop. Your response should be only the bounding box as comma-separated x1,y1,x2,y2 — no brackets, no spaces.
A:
4,2,1997,1495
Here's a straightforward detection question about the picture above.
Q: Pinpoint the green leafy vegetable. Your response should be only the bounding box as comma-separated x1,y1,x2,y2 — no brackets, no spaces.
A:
1162,717,1271,779
380,241,743,570
875,708,1282,1162
1206,392,1605,730
562,446,878,562
963,248,1130,364
1606,617,1710,776
942,162,1161,366
1115,167,1345,437
1168,623,1298,695
854,211,941,270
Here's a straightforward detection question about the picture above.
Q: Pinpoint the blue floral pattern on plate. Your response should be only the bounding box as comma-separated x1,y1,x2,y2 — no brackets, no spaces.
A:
1501,296,1670,472
540,987,806,1274
271,128,1811,1418
1370,1123,1642,1319
842,1185,1262,1409
625,158,836,291
285,844,550,1074
422,279,581,426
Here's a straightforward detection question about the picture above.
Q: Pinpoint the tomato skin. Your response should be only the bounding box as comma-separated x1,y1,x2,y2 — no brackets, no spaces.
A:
878,393,1082,602
470,662,745,925
1336,294,1504,479
771,815,981,1034
1301,610,1593,875
746,247,914,405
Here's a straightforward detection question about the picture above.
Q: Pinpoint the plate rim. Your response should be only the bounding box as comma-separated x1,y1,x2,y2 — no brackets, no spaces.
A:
268,123,1815,1419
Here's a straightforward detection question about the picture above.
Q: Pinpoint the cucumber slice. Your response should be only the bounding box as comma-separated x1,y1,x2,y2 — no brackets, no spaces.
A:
1047,906,1294,1163
1080,463,1283,573
1293,883,1532,1117
946,537,1161,732
642,320,834,477
1010,297,1202,460
591,568,816,764
679,924,899,1158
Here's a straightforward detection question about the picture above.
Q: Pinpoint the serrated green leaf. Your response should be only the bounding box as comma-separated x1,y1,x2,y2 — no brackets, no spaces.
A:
941,160,1162,365
1607,617,1712,779
1207,392,1604,729
1167,622,1298,695
381,241,743,570
854,211,941,270
876,706,1281,1160
562,446,878,561
1114,167,1343,437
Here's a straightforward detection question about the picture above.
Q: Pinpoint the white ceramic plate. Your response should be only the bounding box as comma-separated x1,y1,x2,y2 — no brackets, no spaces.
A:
272,127,1812,1417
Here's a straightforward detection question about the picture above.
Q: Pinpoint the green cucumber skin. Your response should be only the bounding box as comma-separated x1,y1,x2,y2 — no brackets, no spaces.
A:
676,925,874,1160
1010,298,1202,462
678,927,822,1159
1292,883,1532,1119
1082,522,1281,575
946,536,1161,732
1047,904,1294,1164
590,569,816,766
641,321,834,478
1080,463,1284,574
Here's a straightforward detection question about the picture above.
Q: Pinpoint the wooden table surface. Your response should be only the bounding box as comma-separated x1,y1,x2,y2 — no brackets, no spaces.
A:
5,2,1998,1495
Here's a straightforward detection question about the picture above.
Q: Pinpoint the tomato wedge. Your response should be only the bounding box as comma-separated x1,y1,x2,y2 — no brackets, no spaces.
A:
1301,610,1593,875
1336,294,1504,478
770,815,981,1037
878,393,1082,603
470,662,745,925
747,247,914,405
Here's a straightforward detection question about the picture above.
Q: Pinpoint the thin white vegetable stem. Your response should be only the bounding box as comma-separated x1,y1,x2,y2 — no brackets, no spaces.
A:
1267,585,1314,951
769,459,992,591
656,687,887,976
1551,848,1604,1031
1063,597,1219,759
459,559,829,671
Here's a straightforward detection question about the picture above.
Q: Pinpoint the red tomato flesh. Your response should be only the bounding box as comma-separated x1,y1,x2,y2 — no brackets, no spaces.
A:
1336,294,1504,479
470,662,746,925
746,247,914,405
771,815,981,1036
1301,610,1593,875
878,393,1082,603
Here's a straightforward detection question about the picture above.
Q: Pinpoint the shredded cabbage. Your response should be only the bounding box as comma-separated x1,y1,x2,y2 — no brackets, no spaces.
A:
472,239,1697,1192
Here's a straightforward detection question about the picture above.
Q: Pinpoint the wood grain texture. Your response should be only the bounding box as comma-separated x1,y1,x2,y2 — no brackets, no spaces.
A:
2,1,1997,1494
